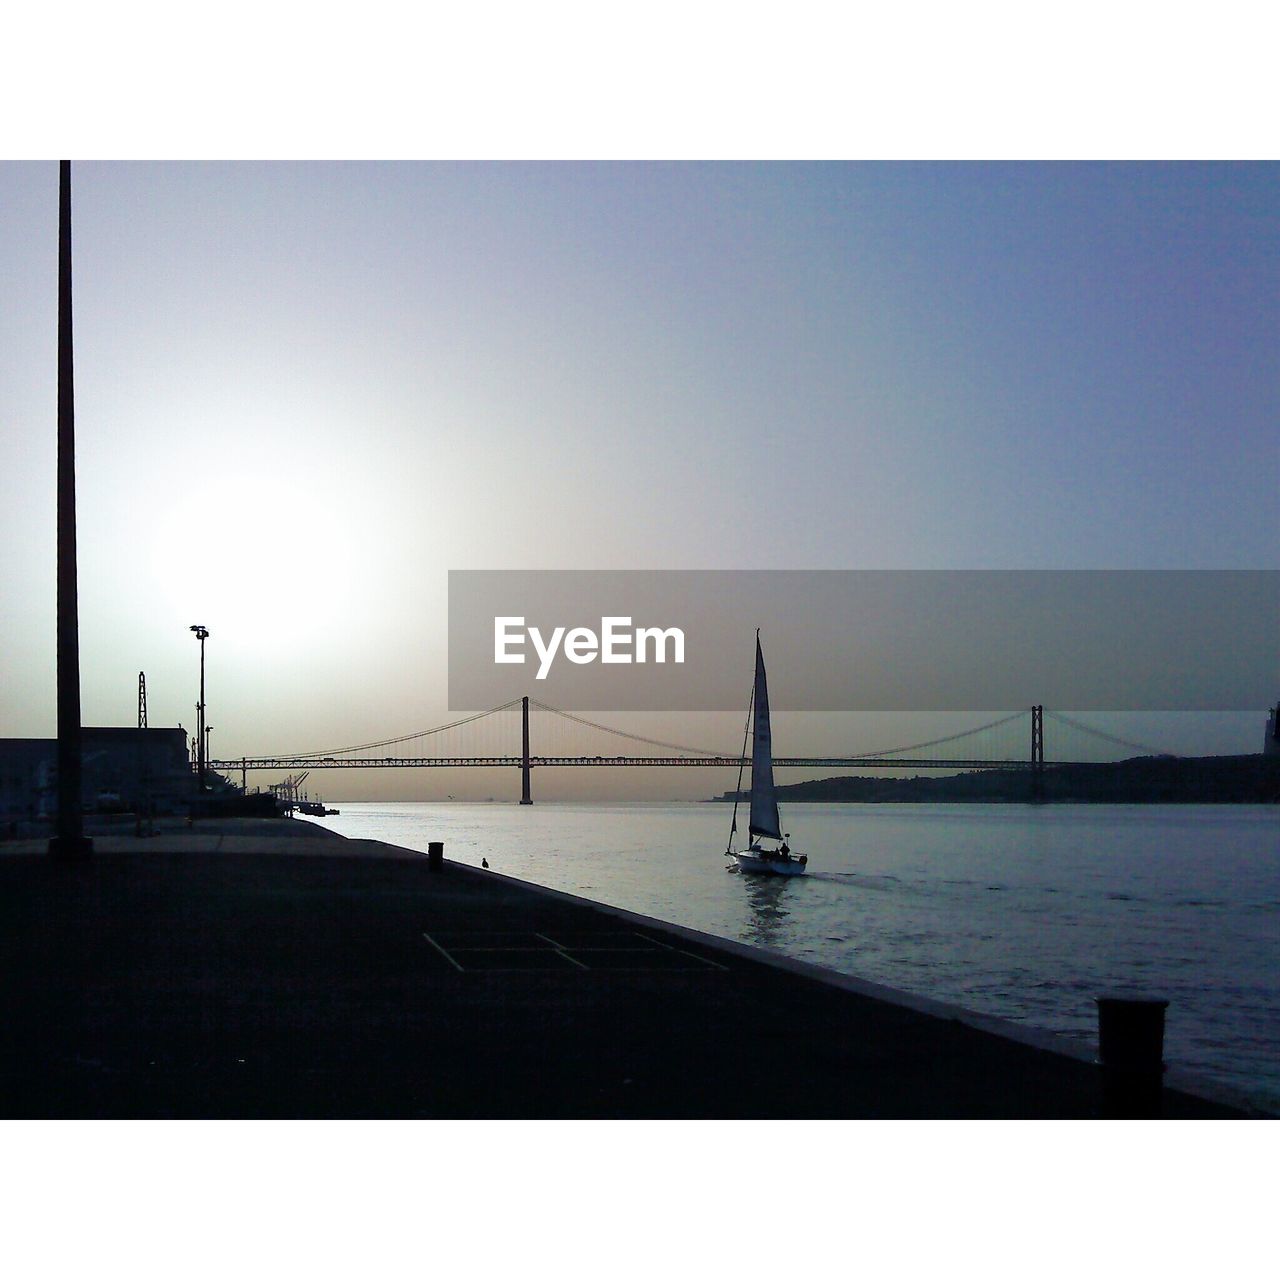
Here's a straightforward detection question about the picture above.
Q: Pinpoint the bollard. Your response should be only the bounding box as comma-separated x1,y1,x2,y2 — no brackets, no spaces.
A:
427,840,444,872
1096,995,1168,1118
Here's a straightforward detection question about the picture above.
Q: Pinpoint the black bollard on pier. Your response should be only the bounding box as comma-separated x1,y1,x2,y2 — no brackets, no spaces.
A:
427,840,444,872
1095,995,1169,1118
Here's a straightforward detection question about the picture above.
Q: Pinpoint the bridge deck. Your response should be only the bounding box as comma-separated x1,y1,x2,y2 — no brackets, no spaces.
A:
0,819,1253,1119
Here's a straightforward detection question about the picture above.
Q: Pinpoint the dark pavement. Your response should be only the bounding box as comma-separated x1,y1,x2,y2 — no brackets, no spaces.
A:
0,822,1256,1118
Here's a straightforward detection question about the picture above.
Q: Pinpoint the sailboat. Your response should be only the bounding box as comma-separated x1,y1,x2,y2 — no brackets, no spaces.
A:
726,632,808,876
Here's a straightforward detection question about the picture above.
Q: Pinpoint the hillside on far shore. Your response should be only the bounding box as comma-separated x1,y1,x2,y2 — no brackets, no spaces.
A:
718,754,1280,804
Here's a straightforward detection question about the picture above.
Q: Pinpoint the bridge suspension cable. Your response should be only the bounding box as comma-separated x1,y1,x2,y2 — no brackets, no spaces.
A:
847,708,1029,759
266,703,1038,767
283,698,525,760
249,702,1179,774
528,699,723,757
1042,710,1179,759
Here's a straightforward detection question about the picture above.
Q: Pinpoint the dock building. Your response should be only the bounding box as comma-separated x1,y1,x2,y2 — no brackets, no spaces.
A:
1,727,191,824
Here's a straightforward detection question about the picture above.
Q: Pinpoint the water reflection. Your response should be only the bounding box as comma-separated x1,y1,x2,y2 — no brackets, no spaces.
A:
739,874,796,949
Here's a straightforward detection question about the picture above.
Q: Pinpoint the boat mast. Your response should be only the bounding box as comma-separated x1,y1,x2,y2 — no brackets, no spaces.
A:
725,655,757,856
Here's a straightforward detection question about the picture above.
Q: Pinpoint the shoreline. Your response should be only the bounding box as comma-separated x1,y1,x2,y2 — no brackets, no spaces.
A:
1,817,1266,1118
457,851,1271,1118
725,752,1280,805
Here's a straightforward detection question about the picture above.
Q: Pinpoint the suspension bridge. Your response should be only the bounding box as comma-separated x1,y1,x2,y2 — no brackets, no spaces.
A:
208,700,1177,803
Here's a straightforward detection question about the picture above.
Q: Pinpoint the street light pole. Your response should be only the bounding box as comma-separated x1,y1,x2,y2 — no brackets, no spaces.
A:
50,160,91,861
190,625,209,792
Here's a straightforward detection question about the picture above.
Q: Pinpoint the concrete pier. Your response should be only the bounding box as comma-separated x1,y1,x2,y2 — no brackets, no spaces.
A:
0,820,1261,1118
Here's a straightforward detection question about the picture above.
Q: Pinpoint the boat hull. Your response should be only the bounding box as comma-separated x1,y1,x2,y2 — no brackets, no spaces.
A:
734,851,807,877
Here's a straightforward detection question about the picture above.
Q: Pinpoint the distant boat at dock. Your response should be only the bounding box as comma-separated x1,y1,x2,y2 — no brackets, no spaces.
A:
294,800,339,817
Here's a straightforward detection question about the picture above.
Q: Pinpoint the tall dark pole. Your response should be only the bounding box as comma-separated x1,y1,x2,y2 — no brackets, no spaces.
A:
50,160,91,861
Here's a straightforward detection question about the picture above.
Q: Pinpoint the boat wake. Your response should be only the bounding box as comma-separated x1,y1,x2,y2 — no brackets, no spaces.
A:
801,870,902,893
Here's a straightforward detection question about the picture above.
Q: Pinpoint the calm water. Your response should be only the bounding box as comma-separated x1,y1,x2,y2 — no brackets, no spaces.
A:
305,801,1280,1111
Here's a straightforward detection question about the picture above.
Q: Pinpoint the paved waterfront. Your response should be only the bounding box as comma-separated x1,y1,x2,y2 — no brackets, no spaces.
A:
0,821,1257,1118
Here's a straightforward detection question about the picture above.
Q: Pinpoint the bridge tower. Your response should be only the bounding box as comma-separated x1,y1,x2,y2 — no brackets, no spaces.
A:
138,671,148,729
520,695,533,804
1030,704,1045,801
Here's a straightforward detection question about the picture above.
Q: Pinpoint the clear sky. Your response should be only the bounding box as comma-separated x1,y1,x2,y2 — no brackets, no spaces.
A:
2,161,1276,798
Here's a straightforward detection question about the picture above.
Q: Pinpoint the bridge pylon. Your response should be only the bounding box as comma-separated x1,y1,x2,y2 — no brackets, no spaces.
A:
520,695,533,804
1030,704,1045,801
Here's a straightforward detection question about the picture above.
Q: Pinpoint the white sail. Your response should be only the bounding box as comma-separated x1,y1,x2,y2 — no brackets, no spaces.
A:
748,633,782,840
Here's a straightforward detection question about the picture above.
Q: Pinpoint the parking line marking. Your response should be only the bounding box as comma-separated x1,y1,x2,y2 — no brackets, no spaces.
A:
639,932,730,971
421,929,726,974
534,932,590,968
421,931,465,972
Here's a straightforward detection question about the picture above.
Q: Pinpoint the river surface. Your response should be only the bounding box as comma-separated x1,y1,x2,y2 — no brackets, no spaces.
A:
304,801,1279,1111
